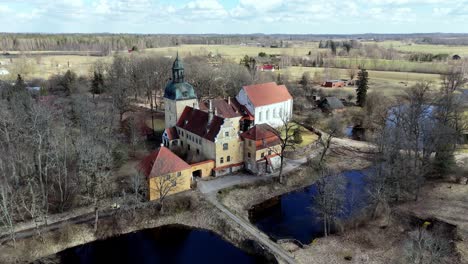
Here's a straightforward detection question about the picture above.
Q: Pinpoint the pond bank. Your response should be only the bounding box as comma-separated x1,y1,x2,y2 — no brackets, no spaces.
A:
0,191,275,264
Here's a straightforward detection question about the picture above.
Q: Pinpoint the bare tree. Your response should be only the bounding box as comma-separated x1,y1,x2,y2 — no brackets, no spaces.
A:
267,116,298,184
310,169,347,237
0,184,16,246
317,117,344,167
403,227,452,264
150,173,184,213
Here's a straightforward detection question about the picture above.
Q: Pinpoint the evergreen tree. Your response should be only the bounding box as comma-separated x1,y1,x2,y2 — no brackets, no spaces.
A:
356,69,369,107
293,128,303,144
90,71,104,99
15,74,26,90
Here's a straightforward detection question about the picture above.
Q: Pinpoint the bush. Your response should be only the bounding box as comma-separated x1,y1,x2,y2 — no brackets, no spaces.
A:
293,128,303,144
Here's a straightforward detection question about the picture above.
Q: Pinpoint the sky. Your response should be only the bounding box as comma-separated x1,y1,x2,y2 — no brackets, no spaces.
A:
0,0,467,34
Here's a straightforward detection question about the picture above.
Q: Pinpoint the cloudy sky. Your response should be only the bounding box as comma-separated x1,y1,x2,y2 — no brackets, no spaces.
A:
0,0,467,34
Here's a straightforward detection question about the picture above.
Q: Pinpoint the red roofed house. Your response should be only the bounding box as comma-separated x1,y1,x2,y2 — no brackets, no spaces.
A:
138,146,192,201
236,82,293,128
241,124,282,175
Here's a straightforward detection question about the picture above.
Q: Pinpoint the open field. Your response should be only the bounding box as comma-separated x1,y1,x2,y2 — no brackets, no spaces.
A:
144,44,321,62
284,66,442,96
367,40,468,56
0,54,110,79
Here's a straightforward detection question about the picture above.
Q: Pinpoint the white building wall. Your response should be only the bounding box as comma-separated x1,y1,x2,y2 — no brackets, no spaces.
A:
254,99,293,127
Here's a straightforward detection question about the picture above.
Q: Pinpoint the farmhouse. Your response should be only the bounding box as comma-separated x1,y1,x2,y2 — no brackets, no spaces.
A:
236,82,293,128
319,97,345,112
322,80,346,88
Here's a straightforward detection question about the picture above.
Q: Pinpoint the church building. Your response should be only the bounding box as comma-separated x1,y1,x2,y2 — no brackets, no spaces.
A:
158,54,292,179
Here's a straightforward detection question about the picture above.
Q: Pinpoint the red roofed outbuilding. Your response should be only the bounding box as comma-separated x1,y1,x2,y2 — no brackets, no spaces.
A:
138,146,192,201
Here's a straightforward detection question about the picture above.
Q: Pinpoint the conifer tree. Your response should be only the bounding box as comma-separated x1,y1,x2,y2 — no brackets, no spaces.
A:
356,69,369,107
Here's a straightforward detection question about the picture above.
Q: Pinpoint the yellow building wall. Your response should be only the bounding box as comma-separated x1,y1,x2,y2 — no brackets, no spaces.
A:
148,168,192,201
255,145,281,160
190,160,215,178
214,117,244,167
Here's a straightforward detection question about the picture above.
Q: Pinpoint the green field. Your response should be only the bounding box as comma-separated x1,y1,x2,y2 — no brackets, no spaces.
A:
366,40,468,56
284,66,442,96
144,44,321,62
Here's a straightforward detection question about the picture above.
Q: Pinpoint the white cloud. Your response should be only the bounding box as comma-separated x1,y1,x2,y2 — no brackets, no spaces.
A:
0,0,467,33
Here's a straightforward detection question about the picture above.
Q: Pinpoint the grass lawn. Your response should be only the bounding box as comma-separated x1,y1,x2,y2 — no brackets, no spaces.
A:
281,124,319,149
145,117,165,133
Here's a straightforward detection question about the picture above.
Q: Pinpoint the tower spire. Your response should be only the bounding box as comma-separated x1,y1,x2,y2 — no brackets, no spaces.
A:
172,52,184,83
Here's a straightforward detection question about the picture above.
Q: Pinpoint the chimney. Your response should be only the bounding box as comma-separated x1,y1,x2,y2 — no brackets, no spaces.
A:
208,99,214,126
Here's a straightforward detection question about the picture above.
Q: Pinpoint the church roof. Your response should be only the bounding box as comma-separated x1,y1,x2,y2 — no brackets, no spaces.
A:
164,53,197,101
199,98,242,119
242,82,292,107
177,107,224,142
164,82,197,101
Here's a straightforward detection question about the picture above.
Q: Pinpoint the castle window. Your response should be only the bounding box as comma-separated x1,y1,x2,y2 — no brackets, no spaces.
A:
227,156,231,162
248,152,251,158
223,143,228,150
177,172,181,177
248,140,252,147
197,149,200,155
261,152,265,158
268,150,272,155
258,112,262,122
188,144,191,150
225,131,229,137
171,179,177,187
220,157,224,164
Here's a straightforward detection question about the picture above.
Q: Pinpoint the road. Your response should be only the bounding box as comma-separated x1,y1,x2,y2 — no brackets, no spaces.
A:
206,193,297,264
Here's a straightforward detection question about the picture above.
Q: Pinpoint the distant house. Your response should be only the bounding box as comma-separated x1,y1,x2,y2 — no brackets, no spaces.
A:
258,64,276,72
0,68,9,76
319,97,345,112
138,146,192,201
241,124,282,175
322,80,346,88
453,55,462,60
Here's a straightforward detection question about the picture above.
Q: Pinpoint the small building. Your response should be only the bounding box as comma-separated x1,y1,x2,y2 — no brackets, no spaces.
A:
258,64,276,72
319,97,345,112
0,68,9,76
236,82,293,128
453,55,462,60
322,80,346,88
241,124,282,175
138,146,192,201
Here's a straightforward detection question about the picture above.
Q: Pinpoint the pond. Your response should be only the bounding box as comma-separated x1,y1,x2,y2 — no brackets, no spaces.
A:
59,225,270,264
249,170,369,244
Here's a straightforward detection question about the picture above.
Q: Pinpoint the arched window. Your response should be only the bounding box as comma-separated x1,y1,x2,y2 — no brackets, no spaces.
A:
223,143,228,150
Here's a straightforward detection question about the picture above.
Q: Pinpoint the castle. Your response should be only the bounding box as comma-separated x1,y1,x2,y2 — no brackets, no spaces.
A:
141,55,293,200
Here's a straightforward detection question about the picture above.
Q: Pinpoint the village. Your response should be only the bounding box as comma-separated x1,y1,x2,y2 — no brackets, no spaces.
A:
0,32,468,264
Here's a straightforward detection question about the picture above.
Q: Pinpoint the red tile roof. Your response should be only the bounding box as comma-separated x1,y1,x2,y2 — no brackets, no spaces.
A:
164,127,179,140
199,98,242,119
177,107,224,142
241,124,282,150
242,82,292,107
138,147,191,178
